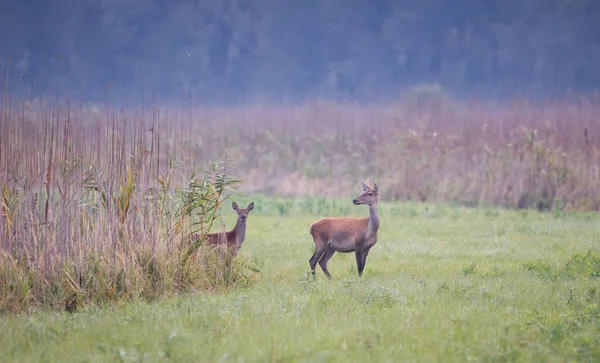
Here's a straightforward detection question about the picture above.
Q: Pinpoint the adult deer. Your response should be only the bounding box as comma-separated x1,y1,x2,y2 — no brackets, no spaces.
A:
203,201,254,258
309,182,380,278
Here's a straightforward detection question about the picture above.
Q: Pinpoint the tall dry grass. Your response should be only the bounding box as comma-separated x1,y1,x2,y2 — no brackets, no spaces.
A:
183,97,600,210
0,83,256,314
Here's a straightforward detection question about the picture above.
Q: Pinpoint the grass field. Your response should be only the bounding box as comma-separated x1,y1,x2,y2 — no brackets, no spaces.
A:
1,196,599,362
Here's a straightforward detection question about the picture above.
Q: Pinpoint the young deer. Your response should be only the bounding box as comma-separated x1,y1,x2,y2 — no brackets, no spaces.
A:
309,182,379,278
205,201,254,258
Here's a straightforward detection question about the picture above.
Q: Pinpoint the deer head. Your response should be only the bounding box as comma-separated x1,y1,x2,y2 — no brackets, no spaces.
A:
352,182,379,206
232,201,254,222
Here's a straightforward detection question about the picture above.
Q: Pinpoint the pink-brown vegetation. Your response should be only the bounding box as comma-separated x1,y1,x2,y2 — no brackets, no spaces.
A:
187,97,600,210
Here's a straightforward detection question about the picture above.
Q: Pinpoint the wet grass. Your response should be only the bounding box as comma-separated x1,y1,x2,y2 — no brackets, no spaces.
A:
1,198,599,362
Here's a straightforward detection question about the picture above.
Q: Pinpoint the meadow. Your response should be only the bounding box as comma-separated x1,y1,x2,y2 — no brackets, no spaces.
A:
1,86,600,361
1,196,600,362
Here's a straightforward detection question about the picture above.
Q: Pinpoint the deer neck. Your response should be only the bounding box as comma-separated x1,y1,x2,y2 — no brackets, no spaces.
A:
368,203,380,234
233,217,247,245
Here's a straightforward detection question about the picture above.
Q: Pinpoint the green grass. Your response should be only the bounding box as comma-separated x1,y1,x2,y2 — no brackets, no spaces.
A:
1,198,600,362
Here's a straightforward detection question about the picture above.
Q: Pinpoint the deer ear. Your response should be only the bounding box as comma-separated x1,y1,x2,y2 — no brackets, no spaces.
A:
232,202,239,211
373,182,378,193
360,181,370,192
247,202,254,211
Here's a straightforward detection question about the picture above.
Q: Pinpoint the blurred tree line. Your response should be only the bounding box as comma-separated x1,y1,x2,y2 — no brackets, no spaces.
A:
1,0,599,102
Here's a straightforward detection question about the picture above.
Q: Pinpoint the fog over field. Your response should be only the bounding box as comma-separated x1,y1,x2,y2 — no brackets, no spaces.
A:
1,0,599,101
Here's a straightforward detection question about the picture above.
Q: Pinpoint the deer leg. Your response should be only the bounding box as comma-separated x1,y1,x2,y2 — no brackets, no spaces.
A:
318,247,335,279
355,249,363,276
358,248,371,277
309,245,327,275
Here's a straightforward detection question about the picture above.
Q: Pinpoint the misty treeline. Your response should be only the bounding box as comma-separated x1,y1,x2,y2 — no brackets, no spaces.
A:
1,0,599,101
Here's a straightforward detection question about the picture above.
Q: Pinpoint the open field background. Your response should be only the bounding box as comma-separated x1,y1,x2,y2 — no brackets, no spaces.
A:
1,198,600,362
1,92,600,360
1,93,600,304
187,97,600,212
5,94,600,208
